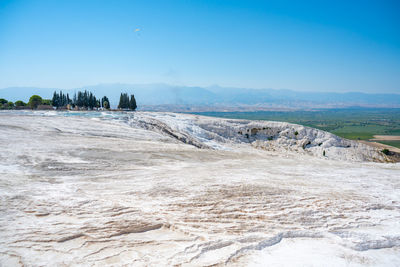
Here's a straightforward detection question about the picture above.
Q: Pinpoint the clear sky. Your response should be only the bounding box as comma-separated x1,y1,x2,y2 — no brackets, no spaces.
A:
0,0,399,93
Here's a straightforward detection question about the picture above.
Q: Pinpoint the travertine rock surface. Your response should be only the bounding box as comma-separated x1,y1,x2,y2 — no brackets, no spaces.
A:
0,111,399,266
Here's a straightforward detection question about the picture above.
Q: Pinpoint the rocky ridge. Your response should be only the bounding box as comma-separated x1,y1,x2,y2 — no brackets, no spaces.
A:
127,112,388,162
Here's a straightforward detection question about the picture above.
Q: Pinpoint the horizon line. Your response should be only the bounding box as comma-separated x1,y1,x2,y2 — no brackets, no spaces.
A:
0,83,399,95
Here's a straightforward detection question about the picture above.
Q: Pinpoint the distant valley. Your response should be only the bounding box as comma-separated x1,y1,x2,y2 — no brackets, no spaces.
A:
1,83,400,110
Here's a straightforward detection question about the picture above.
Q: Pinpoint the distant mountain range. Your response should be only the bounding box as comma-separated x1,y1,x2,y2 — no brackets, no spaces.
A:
1,83,399,109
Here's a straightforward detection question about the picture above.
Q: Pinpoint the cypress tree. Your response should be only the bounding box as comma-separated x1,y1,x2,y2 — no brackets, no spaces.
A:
52,91,58,108
77,91,82,108
118,93,122,109
119,93,128,109
83,91,88,108
73,93,77,108
59,91,64,107
63,92,67,107
124,93,129,108
129,94,137,110
89,92,94,109
102,96,110,109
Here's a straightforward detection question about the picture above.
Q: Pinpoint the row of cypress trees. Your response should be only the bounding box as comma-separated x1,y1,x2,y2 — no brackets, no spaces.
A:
118,93,137,110
52,91,137,110
52,90,111,109
52,91,71,107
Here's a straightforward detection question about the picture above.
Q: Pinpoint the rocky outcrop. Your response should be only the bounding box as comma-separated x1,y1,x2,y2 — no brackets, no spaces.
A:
128,112,387,162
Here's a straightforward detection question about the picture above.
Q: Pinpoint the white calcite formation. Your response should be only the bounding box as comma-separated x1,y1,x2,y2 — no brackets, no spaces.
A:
0,111,399,266
127,112,388,162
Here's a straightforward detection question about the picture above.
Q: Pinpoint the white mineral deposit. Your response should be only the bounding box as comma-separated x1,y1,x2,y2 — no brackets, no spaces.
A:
0,111,399,266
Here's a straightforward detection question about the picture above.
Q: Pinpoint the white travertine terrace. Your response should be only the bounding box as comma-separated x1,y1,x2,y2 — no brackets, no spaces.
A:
0,111,399,266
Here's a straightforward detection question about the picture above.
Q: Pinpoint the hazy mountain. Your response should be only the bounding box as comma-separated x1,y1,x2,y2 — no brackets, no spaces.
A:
1,83,399,108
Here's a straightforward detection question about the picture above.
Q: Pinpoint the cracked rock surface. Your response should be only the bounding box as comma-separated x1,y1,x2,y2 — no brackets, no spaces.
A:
0,111,399,266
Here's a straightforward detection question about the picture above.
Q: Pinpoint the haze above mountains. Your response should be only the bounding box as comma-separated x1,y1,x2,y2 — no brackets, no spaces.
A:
1,83,400,110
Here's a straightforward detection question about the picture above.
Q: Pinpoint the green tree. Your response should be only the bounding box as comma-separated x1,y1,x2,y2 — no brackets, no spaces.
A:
42,99,52,105
83,91,88,108
118,93,130,109
0,98,7,110
52,91,70,108
125,94,129,108
52,91,59,107
77,91,83,108
89,92,97,109
15,100,26,107
60,91,64,106
7,101,14,109
102,96,110,109
129,94,137,110
28,95,43,109
73,93,77,108
118,93,123,109
103,101,110,109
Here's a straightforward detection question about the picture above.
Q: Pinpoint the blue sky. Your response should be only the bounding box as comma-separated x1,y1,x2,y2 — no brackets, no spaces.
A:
0,0,399,93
